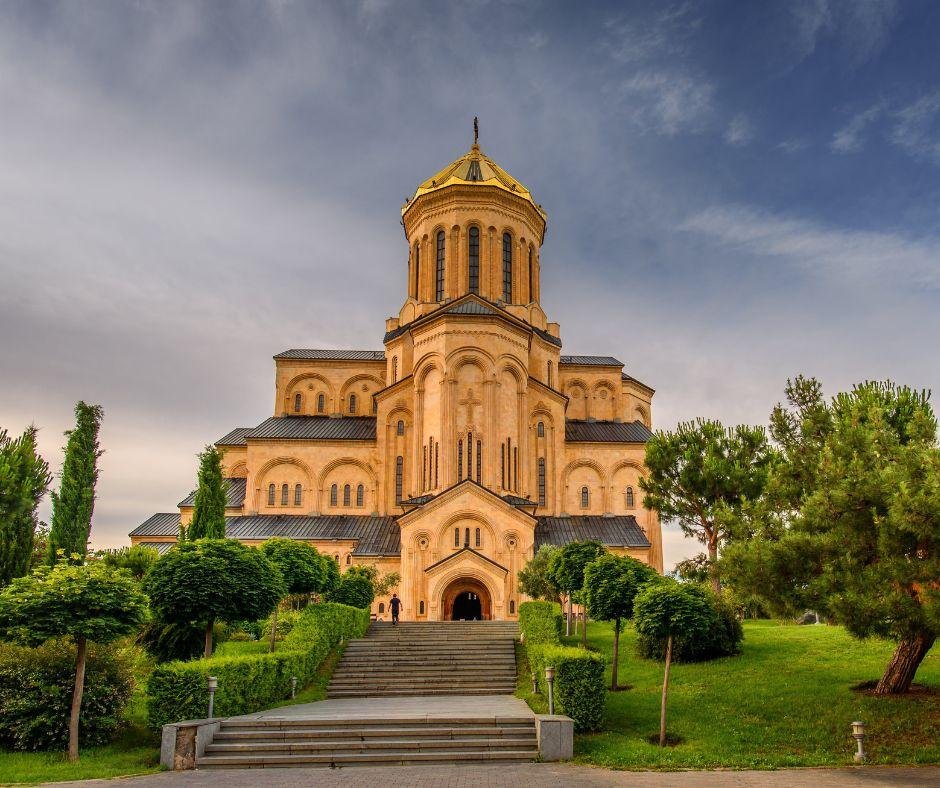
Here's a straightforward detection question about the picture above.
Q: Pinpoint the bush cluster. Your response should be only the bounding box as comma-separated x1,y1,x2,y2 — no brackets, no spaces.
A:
517,601,605,732
147,602,368,730
0,638,134,751
261,609,301,642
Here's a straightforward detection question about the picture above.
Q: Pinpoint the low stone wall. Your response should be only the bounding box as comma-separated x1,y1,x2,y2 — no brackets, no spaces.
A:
535,714,574,761
160,719,221,770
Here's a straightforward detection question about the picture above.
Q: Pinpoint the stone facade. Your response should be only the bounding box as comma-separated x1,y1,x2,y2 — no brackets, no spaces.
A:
130,135,663,620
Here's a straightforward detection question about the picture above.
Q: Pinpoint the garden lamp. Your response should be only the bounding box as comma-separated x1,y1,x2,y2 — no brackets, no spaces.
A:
545,665,556,716
851,721,866,762
207,676,218,719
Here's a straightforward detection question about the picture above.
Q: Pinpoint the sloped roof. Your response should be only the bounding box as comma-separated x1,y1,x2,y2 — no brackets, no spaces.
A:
136,541,176,555
247,416,377,441
560,355,623,366
178,477,247,508
216,427,252,447
535,515,650,550
532,326,563,347
621,372,655,392
565,420,653,443
442,299,500,316
129,512,181,537
274,349,385,361
423,546,508,574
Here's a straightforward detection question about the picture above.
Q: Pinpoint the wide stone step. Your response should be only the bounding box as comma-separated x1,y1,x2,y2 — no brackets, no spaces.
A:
325,688,515,698
206,736,537,754
197,749,537,768
214,726,534,743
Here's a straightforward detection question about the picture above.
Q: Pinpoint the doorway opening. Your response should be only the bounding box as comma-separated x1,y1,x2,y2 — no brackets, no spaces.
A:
452,591,482,620
441,577,492,620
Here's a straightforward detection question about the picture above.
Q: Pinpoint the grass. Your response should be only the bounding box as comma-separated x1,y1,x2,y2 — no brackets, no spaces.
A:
518,620,939,770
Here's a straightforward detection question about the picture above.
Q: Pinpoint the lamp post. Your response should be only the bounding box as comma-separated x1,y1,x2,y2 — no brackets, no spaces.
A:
851,721,867,763
545,665,556,716
291,676,298,699
207,676,218,719
531,672,538,694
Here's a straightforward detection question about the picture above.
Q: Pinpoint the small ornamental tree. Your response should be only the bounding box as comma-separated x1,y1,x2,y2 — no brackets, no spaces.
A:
517,544,561,603
583,554,659,689
0,426,52,586
328,572,375,609
144,539,285,658
0,563,148,761
548,541,606,640
641,420,775,592
185,446,228,540
101,545,159,580
48,402,104,562
320,553,341,597
260,538,326,651
633,579,712,746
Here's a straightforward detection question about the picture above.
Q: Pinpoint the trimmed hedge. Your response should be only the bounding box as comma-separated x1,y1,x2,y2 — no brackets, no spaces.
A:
528,644,605,732
518,600,563,645
147,602,369,730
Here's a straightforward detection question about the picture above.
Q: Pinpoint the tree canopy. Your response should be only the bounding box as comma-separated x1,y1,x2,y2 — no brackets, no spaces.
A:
517,544,561,603
328,571,375,609
548,540,606,639
101,545,159,580
185,446,228,540
259,538,326,596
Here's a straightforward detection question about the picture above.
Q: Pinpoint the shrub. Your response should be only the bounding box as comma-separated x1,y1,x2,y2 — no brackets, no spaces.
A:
528,644,605,732
262,609,301,642
518,601,563,645
147,602,369,729
327,573,374,609
137,620,226,663
636,583,743,662
0,639,134,751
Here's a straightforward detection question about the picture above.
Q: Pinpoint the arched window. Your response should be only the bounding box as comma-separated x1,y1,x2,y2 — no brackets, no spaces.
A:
580,486,590,509
468,226,479,293
294,484,302,506
457,440,463,479
626,486,635,508
502,232,513,302
345,554,351,566
397,419,405,436
475,527,481,548
434,441,439,487
413,243,420,299
330,483,338,506
348,394,357,414
509,600,516,615
379,602,385,614
454,527,460,548
356,484,364,507
500,443,506,489
281,483,289,506
538,458,546,507
317,393,325,413
392,356,398,383
528,246,534,301
343,484,351,506
547,361,554,388
435,230,445,300
476,440,482,483
267,483,276,506
293,392,302,413
537,421,545,438
395,456,403,504
464,527,470,547
334,554,339,563
419,600,425,615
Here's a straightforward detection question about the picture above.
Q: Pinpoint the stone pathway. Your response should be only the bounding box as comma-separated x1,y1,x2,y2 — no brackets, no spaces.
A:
50,764,940,787
240,694,533,720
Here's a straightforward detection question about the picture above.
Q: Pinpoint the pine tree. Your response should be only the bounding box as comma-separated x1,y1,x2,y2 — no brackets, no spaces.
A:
186,445,228,540
47,403,103,563
0,426,52,585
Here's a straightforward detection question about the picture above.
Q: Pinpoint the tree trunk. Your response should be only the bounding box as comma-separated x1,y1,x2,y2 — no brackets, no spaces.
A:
269,605,279,653
581,607,588,649
204,618,214,659
659,634,672,747
610,620,620,691
566,594,572,637
873,632,935,694
707,537,720,594
68,636,87,762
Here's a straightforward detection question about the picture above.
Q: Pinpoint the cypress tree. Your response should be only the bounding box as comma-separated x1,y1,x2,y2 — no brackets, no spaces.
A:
48,403,103,564
0,426,52,585
186,445,228,540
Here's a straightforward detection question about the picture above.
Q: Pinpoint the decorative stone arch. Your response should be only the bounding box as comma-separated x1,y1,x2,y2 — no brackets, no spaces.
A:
591,379,618,420
283,372,335,413
446,348,496,378
438,509,498,550
414,356,445,388
561,457,609,512
633,403,651,427
317,457,378,512
253,456,314,509
609,459,646,513
339,374,385,415
429,566,502,621
564,378,589,419
227,461,248,479
496,356,528,385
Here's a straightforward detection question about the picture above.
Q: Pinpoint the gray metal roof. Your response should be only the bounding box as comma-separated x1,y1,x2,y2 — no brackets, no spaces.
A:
136,541,176,555
442,300,500,316
216,427,252,446
274,349,385,361
621,373,655,392
502,493,537,508
565,420,653,443
533,326,563,347
535,515,651,550
560,355,623,366
178,478,247,508
247,416,377,441
129,512,181,537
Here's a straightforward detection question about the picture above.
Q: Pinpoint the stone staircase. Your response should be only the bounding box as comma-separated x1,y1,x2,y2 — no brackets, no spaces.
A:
196,714,538,768
326,620,519,698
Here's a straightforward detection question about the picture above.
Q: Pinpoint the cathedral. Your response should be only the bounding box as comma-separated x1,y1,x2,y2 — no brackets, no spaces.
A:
130,129,663,621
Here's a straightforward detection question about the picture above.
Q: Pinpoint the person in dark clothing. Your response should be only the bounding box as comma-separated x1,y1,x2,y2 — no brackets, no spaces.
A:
389,593,402,625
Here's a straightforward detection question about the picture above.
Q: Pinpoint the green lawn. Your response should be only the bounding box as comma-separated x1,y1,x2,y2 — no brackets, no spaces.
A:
520,620,939,769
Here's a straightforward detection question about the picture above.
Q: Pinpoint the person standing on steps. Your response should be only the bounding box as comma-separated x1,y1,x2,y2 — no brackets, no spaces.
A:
389,593,402,625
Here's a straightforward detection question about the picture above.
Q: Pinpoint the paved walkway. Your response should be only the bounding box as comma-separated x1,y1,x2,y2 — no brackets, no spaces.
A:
51,764,940,787
239,694,533,721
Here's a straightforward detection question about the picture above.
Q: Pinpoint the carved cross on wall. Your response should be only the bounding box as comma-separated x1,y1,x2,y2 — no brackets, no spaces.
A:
458,387,482,429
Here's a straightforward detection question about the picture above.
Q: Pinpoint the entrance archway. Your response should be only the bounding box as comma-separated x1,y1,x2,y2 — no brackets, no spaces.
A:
442,577,492,620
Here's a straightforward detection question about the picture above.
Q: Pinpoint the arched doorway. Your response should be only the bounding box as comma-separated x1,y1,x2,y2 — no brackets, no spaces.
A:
442,577,492,620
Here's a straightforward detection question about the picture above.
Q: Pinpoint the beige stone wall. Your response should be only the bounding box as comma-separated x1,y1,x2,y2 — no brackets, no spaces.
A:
276,358,386,417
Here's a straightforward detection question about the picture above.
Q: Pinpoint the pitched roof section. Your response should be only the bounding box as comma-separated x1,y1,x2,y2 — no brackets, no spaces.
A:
565,420,653,443
178,477,247,509
423,546,509,574
274,349,385,361
216,427,252,447
622,373,656,393
247,416,377,442
532,326,563,347
136,541,176,555
442,299,500,316
560,355,623,366
535,515,651,550
129,512,181,538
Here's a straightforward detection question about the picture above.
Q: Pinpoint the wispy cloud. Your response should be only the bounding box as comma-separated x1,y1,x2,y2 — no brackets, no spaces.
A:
789,0,900,68
724,114,754,146
621,70,715,135
890,90,940,164
831,101,885,153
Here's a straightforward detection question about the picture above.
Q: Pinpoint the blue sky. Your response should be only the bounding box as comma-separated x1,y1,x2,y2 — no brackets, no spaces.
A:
1,1,938,568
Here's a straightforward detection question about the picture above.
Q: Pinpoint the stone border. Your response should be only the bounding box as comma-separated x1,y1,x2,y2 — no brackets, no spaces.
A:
160,719,221,770
535,714,573,761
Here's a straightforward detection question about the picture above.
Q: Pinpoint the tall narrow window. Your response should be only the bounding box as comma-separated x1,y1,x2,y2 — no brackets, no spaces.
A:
294,484,302,506
343,484,351,507
547,361,554,388
356,484,364,507
476,440,482,482
502,232,512,302
413,243,420,299
468,226,479,293
434,441,439,488
435,230,445,300
349,394,357,414
626,486,635,508
317,393,325,413
501,443,506,488
397,419,405,436
507,438,512,490
419,600,425,615
454,527,460,547
281,483,289,506
509,600,516,615
538,458,546,507
268,483,276,506
475,527,481,548
466,432,472,479
346,554,351,566
423,446,428,491
392,356,398,383
537,421,544,438
293,392,302,413
580,486,589,509
513,447,519,492
464,527,470,547
330,483,338,506
457,440,463,480
528,246,533,301
395,456,403,504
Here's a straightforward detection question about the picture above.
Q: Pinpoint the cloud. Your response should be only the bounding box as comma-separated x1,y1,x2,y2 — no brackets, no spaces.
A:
789,0,900,68
776,138,810,154
621,71,715,135
831,101,885,153
724,114,754,146
889,90,940,164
